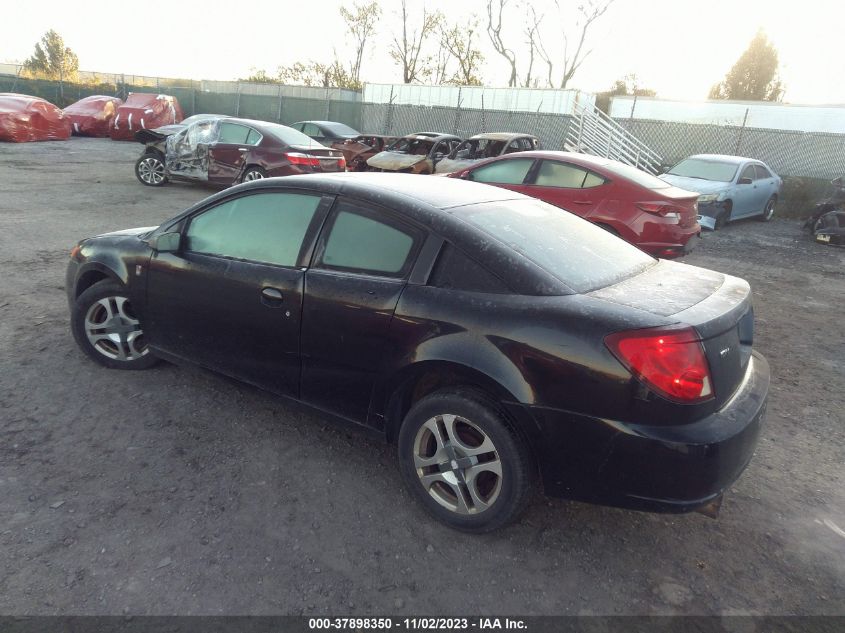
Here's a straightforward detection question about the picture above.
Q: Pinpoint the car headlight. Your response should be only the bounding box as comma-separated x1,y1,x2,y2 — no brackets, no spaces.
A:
698,192,727,204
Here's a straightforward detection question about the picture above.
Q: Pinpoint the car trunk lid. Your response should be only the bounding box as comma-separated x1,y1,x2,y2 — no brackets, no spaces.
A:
590,259,753,408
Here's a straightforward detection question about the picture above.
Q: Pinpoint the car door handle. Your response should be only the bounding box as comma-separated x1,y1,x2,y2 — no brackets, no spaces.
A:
238,147,248,152
572,200,593,205
261,287,284,307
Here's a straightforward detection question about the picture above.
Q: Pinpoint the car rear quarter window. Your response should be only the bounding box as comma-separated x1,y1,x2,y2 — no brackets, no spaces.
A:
185,192,322,267
459,199,655,293
316,202,422,277
429,244,511,293
469,158,535,185
245,128,261,145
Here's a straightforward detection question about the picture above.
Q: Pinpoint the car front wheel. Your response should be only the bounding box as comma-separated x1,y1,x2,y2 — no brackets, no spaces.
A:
70,279,158,370
397,388,535,532
135,153,168,186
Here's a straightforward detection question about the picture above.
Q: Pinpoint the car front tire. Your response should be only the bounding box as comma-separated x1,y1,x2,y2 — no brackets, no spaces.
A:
135,153,168,186
70,279,158,370
397,388,535,533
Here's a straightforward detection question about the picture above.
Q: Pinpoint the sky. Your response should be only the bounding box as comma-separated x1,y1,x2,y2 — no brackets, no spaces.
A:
2,0,843,105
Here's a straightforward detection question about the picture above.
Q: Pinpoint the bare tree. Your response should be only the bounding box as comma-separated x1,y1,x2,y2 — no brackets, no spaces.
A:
523,5,544,88
556,0,615,89
486,0,518,87
389,0,444,84
440,18,485,86
340,1,381,86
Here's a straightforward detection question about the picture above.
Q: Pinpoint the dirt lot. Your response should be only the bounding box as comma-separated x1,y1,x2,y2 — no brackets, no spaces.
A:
0,138,843,616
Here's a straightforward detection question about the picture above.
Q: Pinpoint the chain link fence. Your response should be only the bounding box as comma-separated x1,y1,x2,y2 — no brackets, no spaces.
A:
618,119,845,180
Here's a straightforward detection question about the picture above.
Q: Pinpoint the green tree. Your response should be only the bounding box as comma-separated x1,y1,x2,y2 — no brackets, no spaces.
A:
340,1,381,86
440,18,485,86
22,29,79,82
709,30,784,101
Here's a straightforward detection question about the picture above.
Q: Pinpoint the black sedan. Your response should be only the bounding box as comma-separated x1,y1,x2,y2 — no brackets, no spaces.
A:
66,174,769,532
291,120,360,146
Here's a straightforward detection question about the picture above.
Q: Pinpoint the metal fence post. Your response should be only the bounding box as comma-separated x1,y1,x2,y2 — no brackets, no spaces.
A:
735,107,749,155
453,87,462,136
277,85,284,123
191,80,196,117
384,86,395,135
325,86,331,121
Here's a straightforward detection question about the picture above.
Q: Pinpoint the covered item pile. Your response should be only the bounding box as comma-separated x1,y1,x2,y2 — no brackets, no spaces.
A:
64,95,123,137
110,93,183,141
0,93,72,142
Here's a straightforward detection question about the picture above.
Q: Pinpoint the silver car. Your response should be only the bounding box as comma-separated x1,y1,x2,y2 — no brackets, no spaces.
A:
660,154,782,230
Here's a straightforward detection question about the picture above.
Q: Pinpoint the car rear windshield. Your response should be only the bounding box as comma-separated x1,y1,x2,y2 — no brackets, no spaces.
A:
322,122,359,136
667,158,738,182
607,162,671,189
266,124,323,148
458,199,655,293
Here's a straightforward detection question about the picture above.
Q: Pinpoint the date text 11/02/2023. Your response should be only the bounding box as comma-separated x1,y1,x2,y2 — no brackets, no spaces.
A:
307,618,527,630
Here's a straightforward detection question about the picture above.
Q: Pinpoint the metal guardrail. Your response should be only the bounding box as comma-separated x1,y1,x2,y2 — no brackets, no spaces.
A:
565,104,663,174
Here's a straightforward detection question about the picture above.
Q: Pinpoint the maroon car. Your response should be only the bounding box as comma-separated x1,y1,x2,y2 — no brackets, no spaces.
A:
134,117,346,187
448,151,701,258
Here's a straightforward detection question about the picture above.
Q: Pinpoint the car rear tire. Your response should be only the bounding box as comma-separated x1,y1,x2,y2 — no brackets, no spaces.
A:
397,388,535,533
135,153,167,186
70,279,158,370
242,166,267,182
759,196,777,222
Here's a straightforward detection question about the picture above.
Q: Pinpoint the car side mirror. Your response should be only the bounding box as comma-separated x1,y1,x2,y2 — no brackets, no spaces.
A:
150,231,181,253
738,177,752,185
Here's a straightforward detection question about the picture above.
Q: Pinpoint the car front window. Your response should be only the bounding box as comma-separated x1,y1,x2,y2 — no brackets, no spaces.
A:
667,158,739,182
185,192,322,267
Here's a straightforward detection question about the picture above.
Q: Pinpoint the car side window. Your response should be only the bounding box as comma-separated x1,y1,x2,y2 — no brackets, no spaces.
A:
218,122,250,144
534,161,594,188
245,128,262,145
754,164,772,180
185,192,322,267
316,201,422,277
468,158,535,185
740,165,757,181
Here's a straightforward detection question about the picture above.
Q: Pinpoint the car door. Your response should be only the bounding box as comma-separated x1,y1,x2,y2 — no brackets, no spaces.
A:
144,190,332,397
166,119,219,181
300,198,426,424
754,164,779,212
208,122,259,184
466,157,537,194
521,159,609,218
731,164,761,218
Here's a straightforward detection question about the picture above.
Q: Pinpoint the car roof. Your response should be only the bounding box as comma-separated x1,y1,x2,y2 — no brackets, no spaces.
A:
465,132,535,141
684,154,758,165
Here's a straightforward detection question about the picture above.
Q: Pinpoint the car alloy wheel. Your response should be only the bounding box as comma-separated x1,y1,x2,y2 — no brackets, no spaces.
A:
71,280,158,370
243,168,266,182
84,295,148,362
137,156,166,185
397,388,534,532
412,413,502,515
761,197,776,221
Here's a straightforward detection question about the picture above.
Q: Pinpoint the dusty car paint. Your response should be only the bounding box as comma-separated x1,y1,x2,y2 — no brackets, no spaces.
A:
67,173,768,518
434,133,541,175
367,133,461,174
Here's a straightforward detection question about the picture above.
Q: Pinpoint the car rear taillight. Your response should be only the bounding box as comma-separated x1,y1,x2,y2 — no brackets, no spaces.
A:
338,156,347,170
284,152,320,167
636,202,686,220
605,326,714,403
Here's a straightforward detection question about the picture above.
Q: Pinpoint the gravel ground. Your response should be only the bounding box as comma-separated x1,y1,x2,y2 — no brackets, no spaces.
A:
0,138,843,616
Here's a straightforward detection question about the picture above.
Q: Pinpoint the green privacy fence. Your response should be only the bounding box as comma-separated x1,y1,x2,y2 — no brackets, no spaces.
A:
0,74,363,130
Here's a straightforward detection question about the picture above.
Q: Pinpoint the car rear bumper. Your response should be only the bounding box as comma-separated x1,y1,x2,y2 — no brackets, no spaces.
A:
520,351,769,514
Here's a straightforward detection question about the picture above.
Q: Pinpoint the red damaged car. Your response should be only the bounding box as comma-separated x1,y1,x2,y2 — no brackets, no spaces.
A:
134,116,346,187
0,93,71,142
449,151,701,258
64,95,123,137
